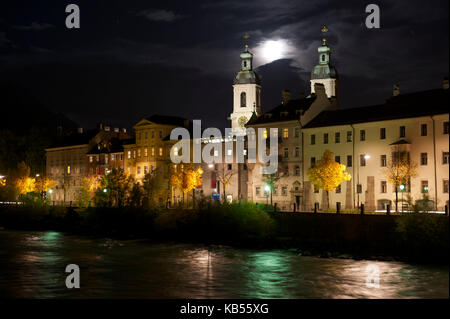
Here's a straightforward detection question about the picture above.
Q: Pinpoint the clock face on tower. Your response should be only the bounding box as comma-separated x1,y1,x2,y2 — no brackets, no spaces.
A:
238,116,248,128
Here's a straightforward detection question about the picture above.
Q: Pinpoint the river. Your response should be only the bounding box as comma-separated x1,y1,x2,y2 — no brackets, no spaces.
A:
0,230,447,298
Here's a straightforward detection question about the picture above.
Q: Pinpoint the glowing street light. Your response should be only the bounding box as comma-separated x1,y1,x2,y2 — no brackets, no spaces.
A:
48,189,53,194
103,188,107,193
264,185,270,205
36,174,40,177
208,164,214,169
364,154,371,160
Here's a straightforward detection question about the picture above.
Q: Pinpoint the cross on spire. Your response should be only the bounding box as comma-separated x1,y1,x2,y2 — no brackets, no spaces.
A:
321,26,328,45
243,33,250,50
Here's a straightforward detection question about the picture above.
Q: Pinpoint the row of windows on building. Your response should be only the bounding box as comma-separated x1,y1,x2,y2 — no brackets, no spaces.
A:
89,153,124,163
127,147,164,159
136,130,164,141
309,122,449,145
309,179,449,195
309,152,450,168
260,127,301,139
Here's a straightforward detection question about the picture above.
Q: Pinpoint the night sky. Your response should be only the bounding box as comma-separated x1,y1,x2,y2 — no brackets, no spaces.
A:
0,0,448,131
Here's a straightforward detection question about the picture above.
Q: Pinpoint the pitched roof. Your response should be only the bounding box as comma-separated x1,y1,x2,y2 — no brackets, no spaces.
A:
144,114,190,127
86,138,127,155
303,88,449,128
48,129,99,148
246,96,316,126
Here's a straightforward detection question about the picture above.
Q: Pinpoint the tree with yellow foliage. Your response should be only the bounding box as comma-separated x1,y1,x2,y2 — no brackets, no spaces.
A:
384,155,418,212
170,164,203,207
307,150,351,209
35,176,57,194
77,175,100,207
11,162,36,196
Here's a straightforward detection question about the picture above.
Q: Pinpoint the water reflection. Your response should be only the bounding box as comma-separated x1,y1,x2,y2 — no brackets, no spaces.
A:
0,231,448,299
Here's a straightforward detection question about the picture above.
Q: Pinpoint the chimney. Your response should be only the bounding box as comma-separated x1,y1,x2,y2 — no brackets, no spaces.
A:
104,126,110,132
393,84,400,96
281,89,291,104
443,77,449,90
77,127,83,134
299,92,305,99
114,127,119,133
122,128,127,133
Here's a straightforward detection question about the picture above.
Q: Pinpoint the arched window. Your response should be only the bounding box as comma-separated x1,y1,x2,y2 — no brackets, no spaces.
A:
321,55,325,62
240,92,246,107
243,61,247,68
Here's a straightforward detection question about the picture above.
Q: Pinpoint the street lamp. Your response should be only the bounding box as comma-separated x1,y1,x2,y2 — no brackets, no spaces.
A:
48,189,53,194
264,185,270,205
36,174,40,177
103,188,107,193
399,184,405,212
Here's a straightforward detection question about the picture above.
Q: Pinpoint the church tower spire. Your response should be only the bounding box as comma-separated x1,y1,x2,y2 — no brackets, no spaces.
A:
230,33,262,134
310,26,338,98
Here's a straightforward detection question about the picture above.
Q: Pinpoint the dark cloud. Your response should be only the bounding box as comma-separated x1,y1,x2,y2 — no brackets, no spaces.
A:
13,22,54,31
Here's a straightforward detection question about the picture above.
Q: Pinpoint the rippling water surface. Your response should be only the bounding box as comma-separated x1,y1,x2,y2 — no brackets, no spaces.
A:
0,230,447,298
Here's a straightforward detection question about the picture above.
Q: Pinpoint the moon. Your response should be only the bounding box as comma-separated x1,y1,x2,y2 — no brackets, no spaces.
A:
261,40,285,62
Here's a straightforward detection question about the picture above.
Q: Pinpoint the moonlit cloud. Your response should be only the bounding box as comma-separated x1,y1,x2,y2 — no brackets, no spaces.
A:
253,39,297,65
137,9,184,22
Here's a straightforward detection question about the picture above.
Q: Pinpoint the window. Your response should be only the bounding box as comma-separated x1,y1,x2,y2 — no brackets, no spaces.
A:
174,147,179,156
127,151,131,159
151,131,155,138
400,126,406,138
444,121,449,134
227,164,232,170
381,154,387,167
347,155,352,167
263,129,268,139
443,152,449,164
283,128,289,138
281,187,287,196
336,184,341,193
133,150,136,159
159,131,163,138
120,154,123,161
321,54,325,62
380,128,386,139
105,155,108,164
360,154,366,167
421,180,429,193
159,148,163,156
357,184,362,194
420,124,427,136
111,154,115,161
138,132,141,140
444,180,449,193
273,187,278,196
295,147,300,157
89,156,93,163
311,157,316,167
311,134,316,145
284,166,289,176
67,165,71,174
381,181,387,193
256,186,261,196
151,147,155,156
137,149,141,157
137,166,141,174
335,132,340,143
284,148,289,158
420,153,428,166
227,149,232,156
335,156,340,164
347,131,352,142
240,92,246,107
323,133,328,144
360,130,366,141
295,165,300,176
294,127,300,137
314,185,319,193
144,166,148,174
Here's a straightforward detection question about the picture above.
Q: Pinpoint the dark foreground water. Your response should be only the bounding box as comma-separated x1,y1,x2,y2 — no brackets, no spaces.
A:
0,230,447,299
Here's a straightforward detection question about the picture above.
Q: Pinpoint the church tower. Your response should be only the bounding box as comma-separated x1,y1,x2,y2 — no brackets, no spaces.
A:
310,26,338,98
230,34,261,135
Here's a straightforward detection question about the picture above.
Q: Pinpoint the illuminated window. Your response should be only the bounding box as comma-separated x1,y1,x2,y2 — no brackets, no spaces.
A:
111,154,115,161
127,151,131,159
67,165,71,174
421,180,429,193
144,148,148,157
151,147,155,156
133,150,136,159
137,166,141,174
89,156,93,163
174,147,179,156
144,166,148,174
283,128,289,138
255,186,260,195
137,149,141,157
227,149,232,156
263,129,268,139
159,147,163,156
105,155,108,164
